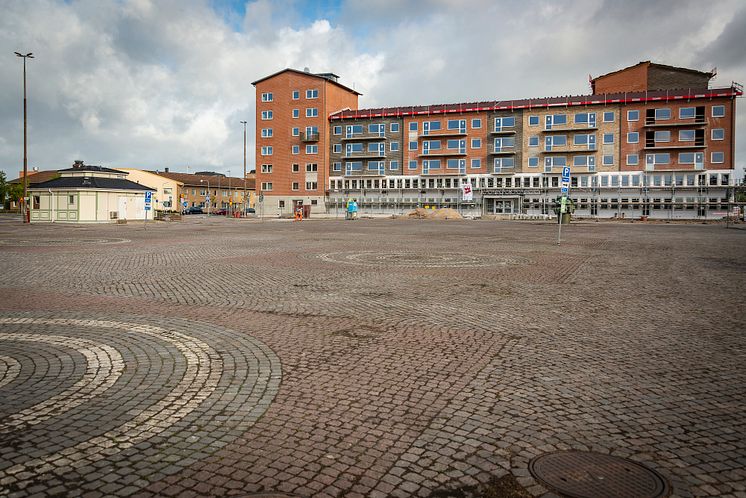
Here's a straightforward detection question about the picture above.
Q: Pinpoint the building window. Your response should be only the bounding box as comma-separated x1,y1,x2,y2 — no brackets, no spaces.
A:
261,146,273,155
292,109,299,118
627,110,639,121
711,151,724,163
494,116,515,131
654,130,671,142
261,92,273,102
646,153,670,165
333,162,341,171
409,141,417,151
471,138,481,148
711,128,724,140
528,157,539,167
573,155,596,167
390,141,399,151
544,135,566,151
408,160,417,170
306,163,318,172
472,118,482,129
679,107,695,119
68,195,76,205
261,128,273,138
679,153,695,164
627,154,639,165
627,132,639,144
712,105,725,117
471,158,481,168
679,130,695,141
529,136,539,147
292,90,300,100
306,145,318,154
333,144,341,153
529,115,539,126
409,122,417,131
574,112,596,125
261,182,273,191
390,122,400,133
333,125,342,135
603,133,614,144
306,181,318,190
292,182,299,190
306,89,319,99
306,108,318,117
603,111,614,122
292,145,299,154
390,160,399,170
603,155,613,165
292,163,300,173
261,110,273,120
261,164,273,173
655,108,671,120
292,127,300,136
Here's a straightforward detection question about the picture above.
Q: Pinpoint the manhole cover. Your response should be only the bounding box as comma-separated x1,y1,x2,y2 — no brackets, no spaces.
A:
529,451,669,498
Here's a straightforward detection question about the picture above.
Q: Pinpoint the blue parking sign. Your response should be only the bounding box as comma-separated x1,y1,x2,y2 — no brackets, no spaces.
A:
561,166,571,181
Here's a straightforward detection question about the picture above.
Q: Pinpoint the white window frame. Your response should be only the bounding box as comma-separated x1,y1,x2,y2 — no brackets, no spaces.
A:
306,145,318,154
627,132,639,144
261,146,273,156
711,151,724,163
712,105,725,118
261,92,273,102
711,128,725,141
306,108,318,118
471,138,481,149
626,154,639,166
603,111,615,123
471,118,482,129
291,145,299,155
679,107,695,119
603,133,614,144
627,110,639,121
292,109,299,118
306,89,319,99
292,90,300,100
679,130,695,142
261,128,273,138
261,110,273,120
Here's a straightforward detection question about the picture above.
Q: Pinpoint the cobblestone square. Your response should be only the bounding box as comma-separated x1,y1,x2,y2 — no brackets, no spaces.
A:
0,218,744,497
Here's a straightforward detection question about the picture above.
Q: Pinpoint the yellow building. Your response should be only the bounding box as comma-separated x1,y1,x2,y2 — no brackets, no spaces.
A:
119,168,183,212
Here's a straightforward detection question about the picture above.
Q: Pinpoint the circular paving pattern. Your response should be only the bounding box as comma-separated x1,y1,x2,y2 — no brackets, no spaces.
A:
0,237,130,246
0,312,281,495
529,451,669,498
316,251,528,268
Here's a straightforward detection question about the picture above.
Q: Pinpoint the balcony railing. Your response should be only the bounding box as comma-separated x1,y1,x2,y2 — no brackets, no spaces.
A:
301,132,319,142
344,150,385,159
420,148,466,157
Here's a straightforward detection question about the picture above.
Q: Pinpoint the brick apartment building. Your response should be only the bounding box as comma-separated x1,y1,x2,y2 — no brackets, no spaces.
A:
254,61,741,219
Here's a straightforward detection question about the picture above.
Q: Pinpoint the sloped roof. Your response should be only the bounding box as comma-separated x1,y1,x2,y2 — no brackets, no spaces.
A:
251,68,361,95
9,170,59,185
58,165,127,174
591,61,715,83
29,176,154,191
154,171,256,189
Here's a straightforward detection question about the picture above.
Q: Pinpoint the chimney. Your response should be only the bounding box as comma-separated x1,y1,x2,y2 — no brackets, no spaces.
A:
73,160,84,168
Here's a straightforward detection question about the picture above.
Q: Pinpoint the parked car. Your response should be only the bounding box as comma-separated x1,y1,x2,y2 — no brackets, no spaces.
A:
184,206,204,214
245,207,256,214
212,208,228,216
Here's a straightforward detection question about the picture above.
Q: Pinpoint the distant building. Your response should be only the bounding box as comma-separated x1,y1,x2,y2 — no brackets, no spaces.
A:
27,161,153,223
253,61,741,219
154,170,256,211
118,169,183,213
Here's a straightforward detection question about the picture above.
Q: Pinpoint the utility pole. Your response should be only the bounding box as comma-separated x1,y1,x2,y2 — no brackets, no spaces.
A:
15,52,34,223
241,120,247,215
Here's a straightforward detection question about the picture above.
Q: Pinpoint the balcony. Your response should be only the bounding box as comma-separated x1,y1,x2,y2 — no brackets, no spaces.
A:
643,118,706,128
301,131,319,142
343,150,385,159
643,143,706,150
487,146,516,155
419,148,466,157
542,124,598,133
341,132,386,141
490,128,517,135
420,128,467,137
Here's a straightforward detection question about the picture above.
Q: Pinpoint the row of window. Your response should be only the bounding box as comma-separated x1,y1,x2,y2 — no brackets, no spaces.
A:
261,89,319,102
328,173,731,192
260,163,319,174
261,145,320,155
260,108,319,120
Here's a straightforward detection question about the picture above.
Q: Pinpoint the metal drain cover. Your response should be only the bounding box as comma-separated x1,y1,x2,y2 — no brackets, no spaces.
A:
529,451,669,498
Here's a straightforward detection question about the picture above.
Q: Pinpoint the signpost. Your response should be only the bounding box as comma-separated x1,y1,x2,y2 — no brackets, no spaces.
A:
144,191,152,229
558,167,571,245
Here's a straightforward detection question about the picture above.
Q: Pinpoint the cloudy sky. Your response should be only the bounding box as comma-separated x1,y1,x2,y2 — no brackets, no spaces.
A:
1,0,745,179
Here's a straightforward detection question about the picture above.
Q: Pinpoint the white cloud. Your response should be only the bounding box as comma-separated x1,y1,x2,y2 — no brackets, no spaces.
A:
0,0,743,178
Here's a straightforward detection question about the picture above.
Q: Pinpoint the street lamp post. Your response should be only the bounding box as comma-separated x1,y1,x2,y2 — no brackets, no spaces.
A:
15,51,33,223
200,178,210,216
241,120,247,215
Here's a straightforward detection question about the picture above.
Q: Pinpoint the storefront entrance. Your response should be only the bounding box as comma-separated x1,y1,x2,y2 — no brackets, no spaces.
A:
485,197,518,214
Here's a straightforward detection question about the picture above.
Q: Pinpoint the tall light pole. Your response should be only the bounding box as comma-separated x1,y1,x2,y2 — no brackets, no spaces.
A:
240,120,247,215
200,178,210,216
15,52,33,223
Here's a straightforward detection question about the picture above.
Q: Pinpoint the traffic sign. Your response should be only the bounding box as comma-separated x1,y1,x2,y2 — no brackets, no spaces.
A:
182,201,188,208
561,166,571,181
144,191,152,211
561,186,569,194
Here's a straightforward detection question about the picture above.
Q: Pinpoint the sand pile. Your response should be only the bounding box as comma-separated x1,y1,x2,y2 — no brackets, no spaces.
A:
406,208,463,220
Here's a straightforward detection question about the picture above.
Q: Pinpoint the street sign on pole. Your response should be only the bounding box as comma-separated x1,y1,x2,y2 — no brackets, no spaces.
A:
144,191,152,211
561,166,571,182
